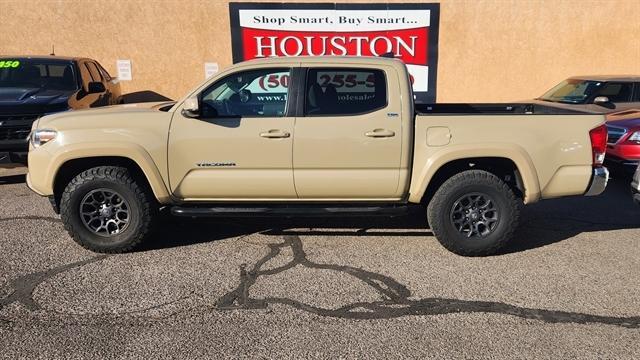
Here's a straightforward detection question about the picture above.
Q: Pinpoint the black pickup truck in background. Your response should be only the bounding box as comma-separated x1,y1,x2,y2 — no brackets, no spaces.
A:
0,56,121,164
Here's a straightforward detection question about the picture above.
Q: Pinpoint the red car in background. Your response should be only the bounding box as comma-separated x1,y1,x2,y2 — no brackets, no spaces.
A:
606,110,640,172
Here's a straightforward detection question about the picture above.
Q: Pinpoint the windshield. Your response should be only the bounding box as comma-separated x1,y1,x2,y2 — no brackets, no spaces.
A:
0,59,79,91
539,79,604,104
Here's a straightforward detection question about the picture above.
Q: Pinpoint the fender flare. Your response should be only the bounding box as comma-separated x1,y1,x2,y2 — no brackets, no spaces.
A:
46,142,172,203
408,143,541,204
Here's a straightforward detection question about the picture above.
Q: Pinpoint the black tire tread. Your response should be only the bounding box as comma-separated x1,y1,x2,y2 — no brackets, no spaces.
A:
60,166,154,253
427,170,521,256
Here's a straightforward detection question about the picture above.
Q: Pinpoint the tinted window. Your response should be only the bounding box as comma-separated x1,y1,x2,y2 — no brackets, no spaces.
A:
85,62,102,82
79,63,92,87
0,59,77,91
200,68,290,118
305,68,387,116
635,83,640,101
596,82,633,103
539,79,604,104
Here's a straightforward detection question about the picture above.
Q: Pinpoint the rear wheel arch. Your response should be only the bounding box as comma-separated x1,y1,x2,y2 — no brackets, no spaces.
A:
419,157,528,206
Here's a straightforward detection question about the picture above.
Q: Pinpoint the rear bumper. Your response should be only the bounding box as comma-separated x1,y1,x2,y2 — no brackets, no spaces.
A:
584,166,609,196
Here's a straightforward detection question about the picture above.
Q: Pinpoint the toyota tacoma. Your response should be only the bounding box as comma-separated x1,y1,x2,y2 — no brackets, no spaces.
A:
27,57,609,256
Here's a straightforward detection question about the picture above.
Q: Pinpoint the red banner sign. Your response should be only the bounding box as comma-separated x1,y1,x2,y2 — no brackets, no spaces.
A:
230,3,440,103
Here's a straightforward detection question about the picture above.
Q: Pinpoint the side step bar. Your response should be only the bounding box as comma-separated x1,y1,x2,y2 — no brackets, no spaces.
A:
171,204,410,218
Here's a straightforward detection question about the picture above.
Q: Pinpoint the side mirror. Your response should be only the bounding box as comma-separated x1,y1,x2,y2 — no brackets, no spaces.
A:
181,97,200,118
593,96,610,105
87,81,106,94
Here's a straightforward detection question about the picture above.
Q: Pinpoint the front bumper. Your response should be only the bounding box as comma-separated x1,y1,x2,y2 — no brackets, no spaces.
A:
584,166,609,196
0,150,28,165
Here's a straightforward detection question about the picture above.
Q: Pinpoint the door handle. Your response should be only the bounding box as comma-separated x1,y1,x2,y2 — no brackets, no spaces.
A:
260,129,290,138
365,129,395,138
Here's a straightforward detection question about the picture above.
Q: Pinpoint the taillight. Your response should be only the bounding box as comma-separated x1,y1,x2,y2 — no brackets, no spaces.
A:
589,124,607,166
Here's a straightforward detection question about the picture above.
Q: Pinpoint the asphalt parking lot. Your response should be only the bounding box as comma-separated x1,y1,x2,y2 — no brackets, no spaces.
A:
0,166,639,359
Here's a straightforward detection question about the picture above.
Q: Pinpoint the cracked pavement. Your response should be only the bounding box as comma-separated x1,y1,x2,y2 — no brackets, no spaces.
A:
0,167,639,358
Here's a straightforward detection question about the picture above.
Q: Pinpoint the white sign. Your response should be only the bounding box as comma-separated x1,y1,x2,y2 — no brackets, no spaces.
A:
230,3,440,103
239,10,430,31
204,62,219,79
116,59,132,81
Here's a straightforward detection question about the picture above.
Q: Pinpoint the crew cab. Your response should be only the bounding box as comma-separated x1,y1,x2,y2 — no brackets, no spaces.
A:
26,57,609,256
0,56,121,165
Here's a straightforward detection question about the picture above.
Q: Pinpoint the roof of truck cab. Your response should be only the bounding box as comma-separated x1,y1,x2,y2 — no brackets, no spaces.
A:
569,75,640,81
239,56,405,66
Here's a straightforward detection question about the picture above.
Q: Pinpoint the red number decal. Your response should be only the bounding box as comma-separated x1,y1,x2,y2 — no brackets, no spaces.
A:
280,74,289,88
267,74,279,88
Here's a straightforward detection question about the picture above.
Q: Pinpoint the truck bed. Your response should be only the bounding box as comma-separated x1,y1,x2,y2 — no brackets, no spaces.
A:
415,103,586,115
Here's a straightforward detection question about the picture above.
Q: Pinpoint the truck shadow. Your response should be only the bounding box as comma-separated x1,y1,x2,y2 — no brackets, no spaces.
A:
145,176,639,254
141,211,432,251
0,174,26,185
501,175,640,254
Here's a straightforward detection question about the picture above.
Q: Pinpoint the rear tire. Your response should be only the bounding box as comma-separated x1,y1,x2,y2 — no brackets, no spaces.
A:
60,166,156,253
427,170,521,256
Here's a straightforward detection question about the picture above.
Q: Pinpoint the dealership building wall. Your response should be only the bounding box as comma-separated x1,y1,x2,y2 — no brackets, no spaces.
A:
2,0,639,103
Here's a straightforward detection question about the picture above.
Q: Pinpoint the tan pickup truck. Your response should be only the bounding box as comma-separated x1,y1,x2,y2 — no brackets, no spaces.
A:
26,57,609,256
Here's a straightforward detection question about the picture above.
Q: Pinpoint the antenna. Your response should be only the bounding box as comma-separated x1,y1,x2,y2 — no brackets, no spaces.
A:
50,45,55,56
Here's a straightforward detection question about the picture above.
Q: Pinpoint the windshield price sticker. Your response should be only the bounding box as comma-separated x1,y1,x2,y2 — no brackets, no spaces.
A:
0,60,20,68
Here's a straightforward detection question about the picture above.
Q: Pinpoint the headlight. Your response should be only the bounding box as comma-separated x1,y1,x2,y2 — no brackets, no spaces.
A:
31,129,57,147
627,131,640,143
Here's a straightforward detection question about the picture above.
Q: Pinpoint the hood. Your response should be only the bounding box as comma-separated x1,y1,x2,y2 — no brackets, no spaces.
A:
522,99,608,114
0,87,74,114
607,116,640,130
37,101,175,128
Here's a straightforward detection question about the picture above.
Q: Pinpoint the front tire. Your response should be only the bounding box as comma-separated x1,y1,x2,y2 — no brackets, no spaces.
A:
427,170,521,256
60,166,156,253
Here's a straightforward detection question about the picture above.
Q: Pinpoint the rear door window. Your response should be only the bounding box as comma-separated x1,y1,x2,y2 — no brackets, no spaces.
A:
96,62,112,81
79,62,93,88
304,68,387,116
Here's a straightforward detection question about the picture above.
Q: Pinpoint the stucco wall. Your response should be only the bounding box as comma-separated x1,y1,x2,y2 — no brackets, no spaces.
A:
1,0,639,102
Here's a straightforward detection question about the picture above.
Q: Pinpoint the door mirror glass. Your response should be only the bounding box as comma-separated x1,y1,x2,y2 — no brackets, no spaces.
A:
593,96,610,105
182,97,200,118
87,81,106,94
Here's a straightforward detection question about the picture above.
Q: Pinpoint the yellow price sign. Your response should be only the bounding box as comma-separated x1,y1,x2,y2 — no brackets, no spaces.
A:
0,60,21,68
